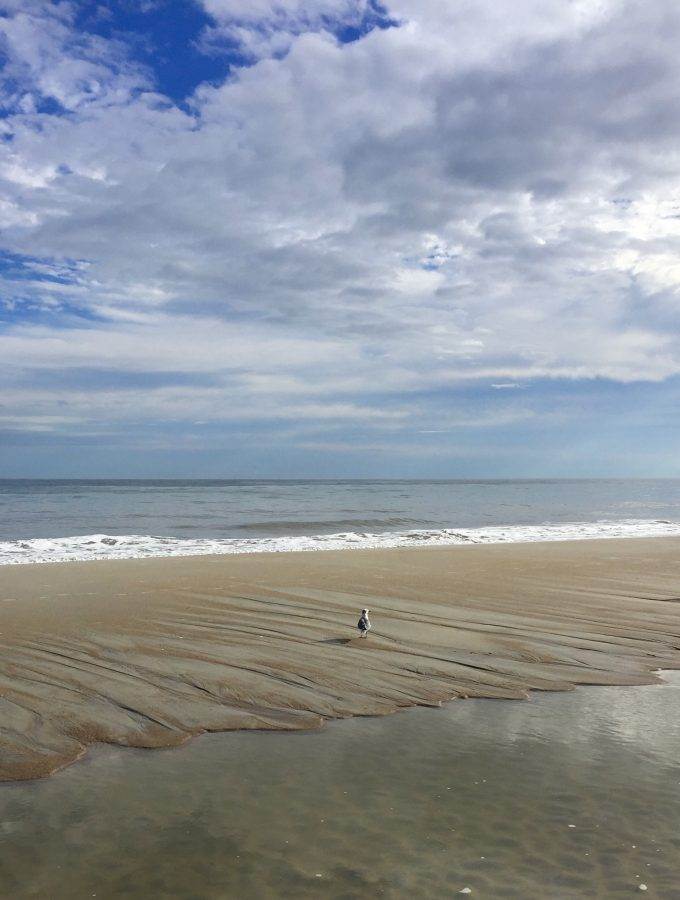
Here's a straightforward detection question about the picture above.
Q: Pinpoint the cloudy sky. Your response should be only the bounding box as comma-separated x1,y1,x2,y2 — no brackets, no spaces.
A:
1,0,680,477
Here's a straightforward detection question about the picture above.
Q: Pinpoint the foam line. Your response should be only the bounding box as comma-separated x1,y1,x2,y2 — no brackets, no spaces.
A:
2,519,680,566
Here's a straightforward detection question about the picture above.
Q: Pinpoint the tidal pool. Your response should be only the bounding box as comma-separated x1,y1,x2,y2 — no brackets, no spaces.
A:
2,674,680,898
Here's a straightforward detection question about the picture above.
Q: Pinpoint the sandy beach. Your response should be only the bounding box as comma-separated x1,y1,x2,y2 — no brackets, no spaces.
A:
2,537,680,782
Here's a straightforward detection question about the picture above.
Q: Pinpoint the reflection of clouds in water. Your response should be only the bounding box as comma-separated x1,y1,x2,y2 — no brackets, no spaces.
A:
577,675,680,763
4,674,680,897
442,673,680,766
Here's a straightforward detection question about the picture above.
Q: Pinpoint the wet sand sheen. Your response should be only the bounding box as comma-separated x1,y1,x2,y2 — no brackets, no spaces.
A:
5,674,680,898
1,537,680,781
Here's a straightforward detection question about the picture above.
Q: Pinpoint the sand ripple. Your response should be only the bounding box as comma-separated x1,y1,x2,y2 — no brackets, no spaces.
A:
1,538,680,780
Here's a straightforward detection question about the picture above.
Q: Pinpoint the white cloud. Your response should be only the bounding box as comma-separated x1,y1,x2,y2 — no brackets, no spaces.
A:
198,0,382,60
0,1,150,112
2,0,680,446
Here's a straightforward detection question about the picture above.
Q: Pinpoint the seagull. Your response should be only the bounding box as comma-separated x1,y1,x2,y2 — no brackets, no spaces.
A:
357,608,371,638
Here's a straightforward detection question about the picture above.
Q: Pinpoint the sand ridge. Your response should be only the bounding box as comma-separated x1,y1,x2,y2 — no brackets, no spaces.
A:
1,537,680,781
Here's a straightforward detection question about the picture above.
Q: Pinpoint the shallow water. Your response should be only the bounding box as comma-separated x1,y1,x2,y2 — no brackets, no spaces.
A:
2,675,680,899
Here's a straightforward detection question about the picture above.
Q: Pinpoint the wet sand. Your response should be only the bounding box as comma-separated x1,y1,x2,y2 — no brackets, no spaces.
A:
4,674,680,898
2,537,680,781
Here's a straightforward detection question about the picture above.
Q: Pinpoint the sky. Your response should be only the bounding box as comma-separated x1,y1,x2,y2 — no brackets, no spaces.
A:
1,0,680,478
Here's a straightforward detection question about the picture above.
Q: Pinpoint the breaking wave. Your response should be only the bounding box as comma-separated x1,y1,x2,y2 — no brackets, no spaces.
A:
2,519,680,566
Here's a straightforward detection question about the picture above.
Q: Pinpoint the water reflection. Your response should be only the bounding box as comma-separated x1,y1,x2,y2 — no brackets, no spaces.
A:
1,675,680,898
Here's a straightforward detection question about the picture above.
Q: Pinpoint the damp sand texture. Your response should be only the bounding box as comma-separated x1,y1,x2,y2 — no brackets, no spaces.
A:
2,537,680,781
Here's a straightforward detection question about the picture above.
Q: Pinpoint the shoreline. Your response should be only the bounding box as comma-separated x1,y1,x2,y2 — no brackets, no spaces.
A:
4,518,680,567
2,536,680,782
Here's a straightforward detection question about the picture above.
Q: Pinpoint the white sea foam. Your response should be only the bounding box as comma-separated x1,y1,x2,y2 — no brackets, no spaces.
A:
2,519,680,566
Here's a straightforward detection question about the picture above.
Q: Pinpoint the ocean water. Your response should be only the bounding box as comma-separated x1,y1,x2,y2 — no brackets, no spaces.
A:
3,478,680,564
2,672,679,898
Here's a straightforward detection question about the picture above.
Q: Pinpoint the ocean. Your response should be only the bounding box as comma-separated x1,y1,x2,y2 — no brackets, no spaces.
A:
3,478,680,565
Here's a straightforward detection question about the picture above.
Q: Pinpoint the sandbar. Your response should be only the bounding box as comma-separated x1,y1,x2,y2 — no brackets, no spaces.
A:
1,537,680,781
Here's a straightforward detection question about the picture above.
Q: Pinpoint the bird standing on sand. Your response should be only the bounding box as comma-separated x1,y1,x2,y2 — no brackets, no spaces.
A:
357,608,371,638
